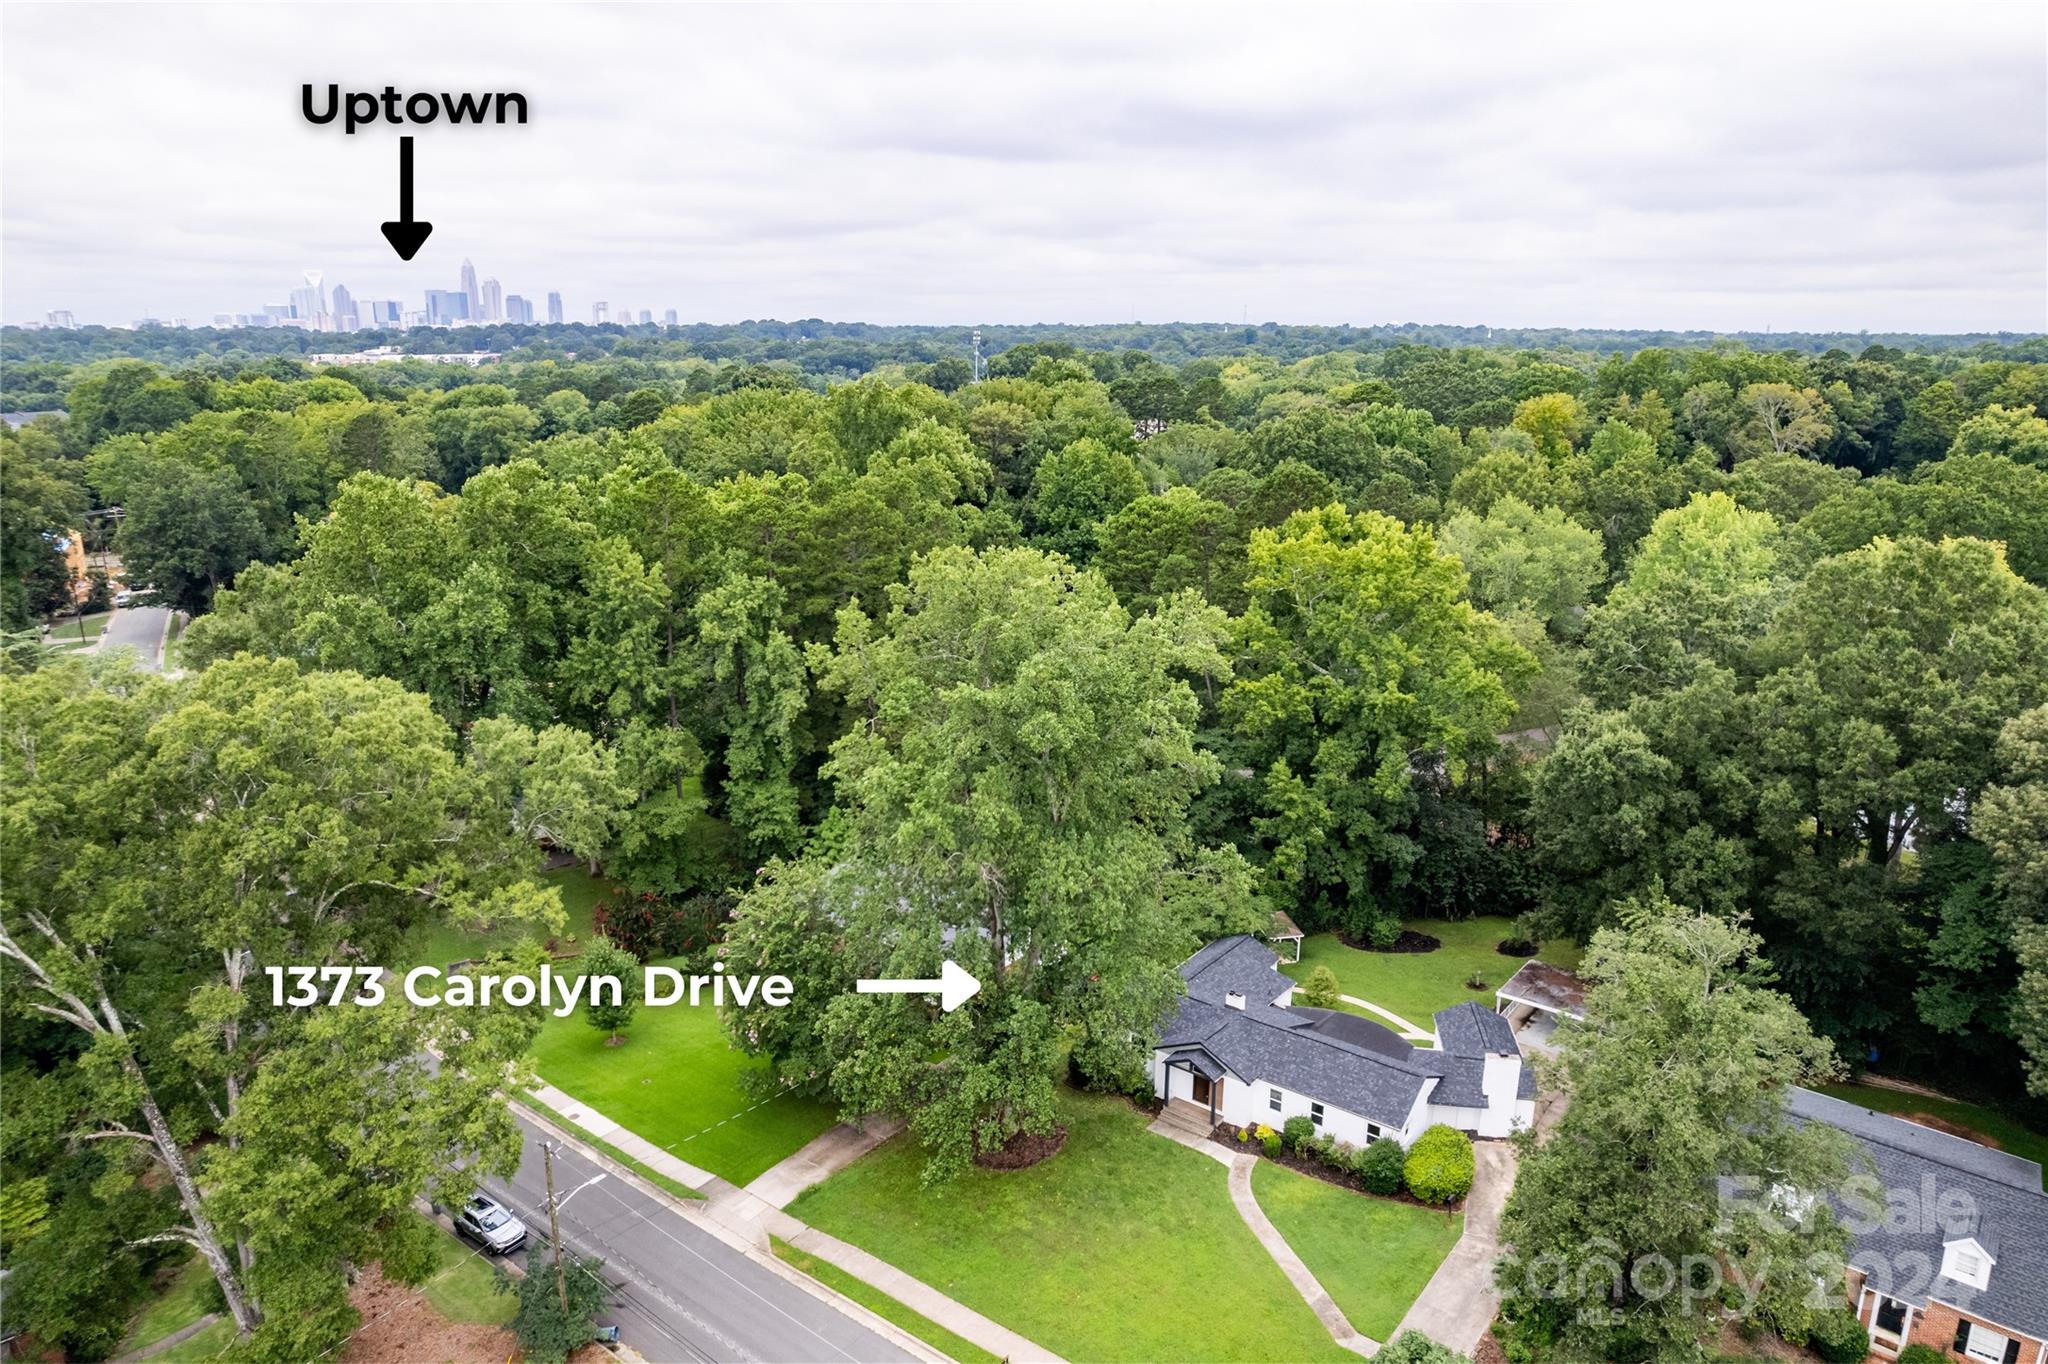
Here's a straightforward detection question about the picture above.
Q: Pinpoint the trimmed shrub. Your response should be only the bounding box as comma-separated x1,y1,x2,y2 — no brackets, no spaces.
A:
1896,1348,1947,1364
1308,1133,1340,1167
1377,1332,1471,1364
1356,1137,1406,1195
1282,1115,1316,1151
1298,965,1342,1009
1260,1128,1282,1159
592,888,730,961
1806,1307,1869,1364
1403,1124,1475,1204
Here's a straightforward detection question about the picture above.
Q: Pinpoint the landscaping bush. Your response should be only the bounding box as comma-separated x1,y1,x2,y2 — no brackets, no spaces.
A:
1806,1307,1869,1364
1307,1133,1340,1167
1282,1116,1316,1152
1897,1347,1947,1364
1298,964,1342,1009
591,888,729,961
1378,1331,1472,1364
1259,1125,1282,1158
1355,1136,1406,1195
1403,1124,1475,1204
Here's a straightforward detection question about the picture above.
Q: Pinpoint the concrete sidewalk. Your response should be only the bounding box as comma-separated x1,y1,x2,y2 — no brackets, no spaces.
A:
525,1081,718,1191
1394,1140,1517,1353
1227,1154,1379,1358
745,1116,904,1209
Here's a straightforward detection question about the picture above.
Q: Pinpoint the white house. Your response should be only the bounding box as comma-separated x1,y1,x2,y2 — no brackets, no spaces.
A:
1150,935,1536,1144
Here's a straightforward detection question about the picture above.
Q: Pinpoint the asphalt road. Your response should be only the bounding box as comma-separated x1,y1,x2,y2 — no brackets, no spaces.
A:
479,1116,917,1364
96,605,171,669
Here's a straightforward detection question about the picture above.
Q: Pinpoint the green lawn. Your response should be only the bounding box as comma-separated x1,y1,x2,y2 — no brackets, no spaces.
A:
522,1098,705,1200
527,959,838,1186
120,1253,218,1355
1818,1083,2048,1191
396,865,607,971
1281,916,1582,1032
1250,1162,1462,1340
772,1236,1001,1364
419,1216,516,1325
151,1318,236,1363
789,1089,1352,1363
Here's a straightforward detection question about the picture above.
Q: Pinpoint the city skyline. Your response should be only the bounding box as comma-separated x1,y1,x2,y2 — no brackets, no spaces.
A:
3,5,2044,332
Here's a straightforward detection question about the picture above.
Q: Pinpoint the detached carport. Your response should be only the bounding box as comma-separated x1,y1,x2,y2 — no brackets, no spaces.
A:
1495,960,1586,1053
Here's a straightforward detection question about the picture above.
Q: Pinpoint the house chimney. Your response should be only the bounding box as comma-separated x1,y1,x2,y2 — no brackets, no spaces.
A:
1225,991,1245,1010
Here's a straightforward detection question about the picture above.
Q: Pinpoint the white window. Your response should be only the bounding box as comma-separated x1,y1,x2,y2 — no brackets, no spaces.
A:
1269,1087,1282,1113
1366,1122,1383,1141
1310,1102,1325,1128
1940,1239,1993,1291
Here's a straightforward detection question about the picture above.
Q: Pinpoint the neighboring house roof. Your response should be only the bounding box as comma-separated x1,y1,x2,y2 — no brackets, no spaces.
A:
1160,936,1534,1128
1787,1087,2048,1339
1496,960,1587,1018
1267,909,1304,940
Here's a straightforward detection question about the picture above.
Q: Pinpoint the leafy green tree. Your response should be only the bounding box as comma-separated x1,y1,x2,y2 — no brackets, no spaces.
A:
733,546,1254,1178
1732,382,1834,461
1227,506,1531,933
690,574,806,858
1949,403,2048,466
1978,706,2048,1094
1029,437,1146,564
1297,964,1342,1009
499,1247,616,1364
0,657,558,1355
1510,392,1586,461
1438,496,1605,638
1495,904,1849,1362
114,460,268,613
0,435,87,628
1094,487,1248,613
580,938,642,1043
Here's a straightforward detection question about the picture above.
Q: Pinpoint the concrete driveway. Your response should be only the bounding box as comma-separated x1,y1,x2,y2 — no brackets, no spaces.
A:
95,605,172,670
1393,1139,1517,1353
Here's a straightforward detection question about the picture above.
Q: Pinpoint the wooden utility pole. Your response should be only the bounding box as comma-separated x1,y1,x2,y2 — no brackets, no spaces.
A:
541,1140,569,1313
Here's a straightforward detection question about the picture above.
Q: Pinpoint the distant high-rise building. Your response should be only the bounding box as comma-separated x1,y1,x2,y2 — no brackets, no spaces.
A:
425,289,470,327
330,284,358,331
663,309,678,326
481,278,504,322
547,292,564,325
45,310,75,328
638,309,652,325
505,294,534,324
361,299,402,327
592,301,609,324
264,304,294,326
460,259,480,320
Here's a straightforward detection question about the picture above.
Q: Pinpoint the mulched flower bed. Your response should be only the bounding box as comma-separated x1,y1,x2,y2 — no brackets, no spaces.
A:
1209,1124,1463,1212
1334,928,1442,954
974,1124,1069,1170
1495,938,1539,957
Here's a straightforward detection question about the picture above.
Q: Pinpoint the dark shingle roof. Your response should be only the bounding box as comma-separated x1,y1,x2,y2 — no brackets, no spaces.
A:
1786,1088,2048,1337
1435,1001,1520,1057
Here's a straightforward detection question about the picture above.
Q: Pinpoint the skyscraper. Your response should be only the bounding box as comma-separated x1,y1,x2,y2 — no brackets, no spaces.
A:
664,308,678,326
592,301,608,324
460,259,480,320
638,309,652,325
505,295,534,324
425,289,470,327
481,278,504,322
330,284,358,331
45,310,75,328
547,292,564,325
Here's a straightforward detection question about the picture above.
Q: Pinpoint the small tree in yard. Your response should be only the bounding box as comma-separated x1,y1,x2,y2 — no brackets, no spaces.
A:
581,937,640,1045
1355,1136,1406,1196
1298,964,1342,1009
498,1246,615,1364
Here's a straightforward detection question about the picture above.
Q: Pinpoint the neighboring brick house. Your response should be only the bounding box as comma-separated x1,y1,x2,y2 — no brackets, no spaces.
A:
1788,1089,2047,1364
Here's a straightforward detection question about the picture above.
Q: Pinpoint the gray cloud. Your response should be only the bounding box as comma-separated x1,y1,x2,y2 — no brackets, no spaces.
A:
1,1,2041,332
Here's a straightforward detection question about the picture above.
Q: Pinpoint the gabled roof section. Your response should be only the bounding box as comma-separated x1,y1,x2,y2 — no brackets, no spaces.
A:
1435,1001,1520,1057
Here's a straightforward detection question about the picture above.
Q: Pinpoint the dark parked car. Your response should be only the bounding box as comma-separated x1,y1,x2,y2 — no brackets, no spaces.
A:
453,1193,528,1254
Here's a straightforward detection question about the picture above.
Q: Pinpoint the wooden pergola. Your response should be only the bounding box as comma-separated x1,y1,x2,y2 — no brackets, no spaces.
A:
1265,909,1305,963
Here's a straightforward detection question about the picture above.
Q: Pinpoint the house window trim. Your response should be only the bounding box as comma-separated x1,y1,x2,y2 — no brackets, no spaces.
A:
1309,1102,1325,1129
1268,1087,1282,1113
1365,1122,1383,1141
1955,1319,2011,1364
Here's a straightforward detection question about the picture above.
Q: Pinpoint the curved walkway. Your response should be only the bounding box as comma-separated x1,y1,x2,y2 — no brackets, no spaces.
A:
1392,1140,1517,1354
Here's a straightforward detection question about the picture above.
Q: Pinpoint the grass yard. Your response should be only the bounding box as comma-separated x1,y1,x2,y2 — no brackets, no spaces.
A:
151,1318,236,1363
120,1253,218,1356
1818,1082,2048,1191
789,1089,1353,1363
1281,916,1582,1032
1249,1161,1462,1340
526,958,838,1186
396,865,607,971
771,1236,1001,1364
418,1216,516,1325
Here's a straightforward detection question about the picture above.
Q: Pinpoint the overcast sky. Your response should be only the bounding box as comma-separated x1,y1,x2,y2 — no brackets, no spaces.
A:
3,3,2043,332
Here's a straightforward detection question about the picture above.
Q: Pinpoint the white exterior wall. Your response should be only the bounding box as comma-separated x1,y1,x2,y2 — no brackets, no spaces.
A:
1152,1051,1404,1146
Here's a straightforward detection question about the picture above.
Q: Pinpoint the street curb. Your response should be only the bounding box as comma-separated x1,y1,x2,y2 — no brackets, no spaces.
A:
510,1099,954,1364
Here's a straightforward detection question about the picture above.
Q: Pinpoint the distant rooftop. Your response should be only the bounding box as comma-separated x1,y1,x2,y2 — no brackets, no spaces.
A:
1497,959,1587,1018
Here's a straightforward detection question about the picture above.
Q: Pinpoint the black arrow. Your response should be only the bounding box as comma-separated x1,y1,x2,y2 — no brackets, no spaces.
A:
379,136,433,260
